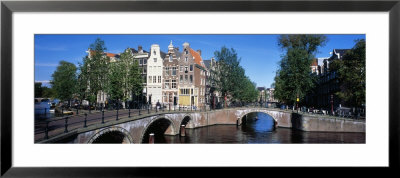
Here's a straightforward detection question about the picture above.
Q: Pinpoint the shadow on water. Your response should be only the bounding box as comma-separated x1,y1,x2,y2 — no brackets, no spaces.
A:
142,118,174,143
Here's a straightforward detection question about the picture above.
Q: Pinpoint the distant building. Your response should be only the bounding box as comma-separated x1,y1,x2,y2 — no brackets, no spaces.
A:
266,88,277,103
257,87,266,103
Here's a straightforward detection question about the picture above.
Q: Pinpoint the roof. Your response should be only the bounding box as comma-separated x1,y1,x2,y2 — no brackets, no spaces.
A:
129,48,138,54
203,59,211,69
189,49,203,66
311,58,318,66
105,53,118,57
334,49,350,56
257,87,266,91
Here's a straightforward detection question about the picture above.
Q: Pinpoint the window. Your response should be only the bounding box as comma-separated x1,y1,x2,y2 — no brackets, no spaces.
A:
143,75,147,83
191,89,193,95
153,76,156,83
153,50,156,55
172,67,176,76
185,50,188,55
143,59,147,65
158,76,161,83
148,76,152,83
180,75,183,83
169,55,173,62
190,75,193,84
185,75,188,83
185,66,188,72
180,66,183,72
154,58,157,63
143,67,147,74
172,80,176,89
165,67,169,76
185,57,188,62
139,59,143,65
190,65,193,71
165,80,170,89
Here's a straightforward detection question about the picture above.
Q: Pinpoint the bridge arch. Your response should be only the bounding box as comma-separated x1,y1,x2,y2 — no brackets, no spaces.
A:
140,115,178,143
87,126,134,144
180,114,192,127
237,109,278,126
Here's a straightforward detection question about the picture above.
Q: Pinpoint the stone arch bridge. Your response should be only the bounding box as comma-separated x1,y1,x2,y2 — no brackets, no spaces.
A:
43,108,292,144
41,107,364,144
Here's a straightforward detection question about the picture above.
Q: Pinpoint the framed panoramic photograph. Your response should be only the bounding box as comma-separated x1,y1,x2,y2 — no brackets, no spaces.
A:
1,0,399,177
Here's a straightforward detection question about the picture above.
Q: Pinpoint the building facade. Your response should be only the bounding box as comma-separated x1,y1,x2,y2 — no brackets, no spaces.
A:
146,44,165,106
162,41,180,108
177,42,206,108
313,49,350,110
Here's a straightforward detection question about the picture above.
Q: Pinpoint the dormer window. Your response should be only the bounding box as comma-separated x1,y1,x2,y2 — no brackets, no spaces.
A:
153,50,156,55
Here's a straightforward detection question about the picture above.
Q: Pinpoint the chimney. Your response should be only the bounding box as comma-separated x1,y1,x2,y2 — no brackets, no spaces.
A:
138,45,143,52
197,50,202,56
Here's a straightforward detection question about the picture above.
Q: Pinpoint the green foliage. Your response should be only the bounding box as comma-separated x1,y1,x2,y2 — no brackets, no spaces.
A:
106,61,124,100
106,49,143,102
35,82,55,98
274,35,326,105
50,61,77,102
333,39,366,107
78,38,109,104
237,77,259,102
209,46,258,103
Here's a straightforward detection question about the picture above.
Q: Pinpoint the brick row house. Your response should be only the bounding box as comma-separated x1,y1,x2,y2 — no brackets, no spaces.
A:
86,41,207,109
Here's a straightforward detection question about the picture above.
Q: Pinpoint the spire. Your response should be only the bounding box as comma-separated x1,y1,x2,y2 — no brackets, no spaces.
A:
168,40,174,49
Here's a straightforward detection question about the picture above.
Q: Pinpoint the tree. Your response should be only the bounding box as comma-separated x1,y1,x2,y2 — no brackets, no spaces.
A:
237,77,259,103
209,46,246,105
332,39,365,108
119,49,143,104
78,38,110,107
274,35,327,107
50,61,77,106
106,61,124,101
35,82,43,98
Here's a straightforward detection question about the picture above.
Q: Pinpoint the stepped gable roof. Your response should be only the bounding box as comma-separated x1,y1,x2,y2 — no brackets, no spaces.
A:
189,48,203,66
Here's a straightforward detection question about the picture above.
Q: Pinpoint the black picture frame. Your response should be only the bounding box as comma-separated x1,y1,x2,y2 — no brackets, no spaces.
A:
1,0,399,177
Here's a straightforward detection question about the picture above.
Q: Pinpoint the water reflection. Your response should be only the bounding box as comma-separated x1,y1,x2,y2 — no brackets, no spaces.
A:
158,112,365,144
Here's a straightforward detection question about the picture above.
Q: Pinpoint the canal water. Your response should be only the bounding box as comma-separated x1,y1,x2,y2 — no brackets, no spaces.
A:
156,112,365,144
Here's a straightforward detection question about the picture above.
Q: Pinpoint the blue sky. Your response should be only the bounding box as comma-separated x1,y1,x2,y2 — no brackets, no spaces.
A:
35,34,365,88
